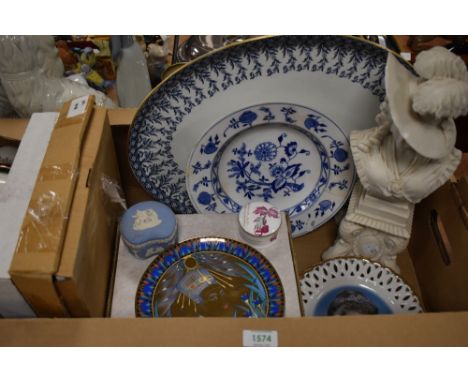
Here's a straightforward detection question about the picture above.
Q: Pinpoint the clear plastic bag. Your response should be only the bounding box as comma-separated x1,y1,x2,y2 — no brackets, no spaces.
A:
0,36,115,118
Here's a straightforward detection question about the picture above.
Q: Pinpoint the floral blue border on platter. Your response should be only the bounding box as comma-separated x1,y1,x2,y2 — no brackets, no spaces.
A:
135,237,285,318
187,103,354,237
129,35,388,216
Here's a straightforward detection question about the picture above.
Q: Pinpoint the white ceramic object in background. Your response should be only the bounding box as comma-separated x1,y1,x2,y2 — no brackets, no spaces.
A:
321,47,468,273
300,258,422,316
114,36,152,108
238,202,281,247
0,36,115,118
146,39,168,85
186,103,354,236
129,36,390,215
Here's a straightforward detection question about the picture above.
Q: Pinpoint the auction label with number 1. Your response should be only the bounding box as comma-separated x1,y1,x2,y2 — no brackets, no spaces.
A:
67,95,90,118
243,330,278,347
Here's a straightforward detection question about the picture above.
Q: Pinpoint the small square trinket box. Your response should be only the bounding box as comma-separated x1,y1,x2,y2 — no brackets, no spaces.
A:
120,201,177,260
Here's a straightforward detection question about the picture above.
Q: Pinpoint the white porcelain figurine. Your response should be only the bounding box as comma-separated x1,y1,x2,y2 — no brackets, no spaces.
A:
323,47,468,273
0,36,115,117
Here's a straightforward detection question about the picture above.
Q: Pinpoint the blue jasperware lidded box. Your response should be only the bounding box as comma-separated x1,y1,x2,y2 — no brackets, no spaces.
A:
120,201,177,260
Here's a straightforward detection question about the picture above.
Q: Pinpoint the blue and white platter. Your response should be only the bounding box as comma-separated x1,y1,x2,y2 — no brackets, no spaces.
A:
129,36,390,228
187,103,354,236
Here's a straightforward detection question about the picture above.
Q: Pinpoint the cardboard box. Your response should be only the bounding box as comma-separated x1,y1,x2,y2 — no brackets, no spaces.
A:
2,99,122,318
53,105,121,317
0,113,58,317
0,107,467,345
9,97,93,317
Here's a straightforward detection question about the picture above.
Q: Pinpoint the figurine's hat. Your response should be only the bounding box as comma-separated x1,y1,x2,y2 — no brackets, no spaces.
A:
385,53,458,159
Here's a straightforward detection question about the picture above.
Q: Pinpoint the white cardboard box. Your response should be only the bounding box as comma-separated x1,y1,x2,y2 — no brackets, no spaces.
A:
111,213,301,318
0,113,58,317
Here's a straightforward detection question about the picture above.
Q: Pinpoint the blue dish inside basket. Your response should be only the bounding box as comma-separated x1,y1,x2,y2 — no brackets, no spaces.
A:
314,285,392,316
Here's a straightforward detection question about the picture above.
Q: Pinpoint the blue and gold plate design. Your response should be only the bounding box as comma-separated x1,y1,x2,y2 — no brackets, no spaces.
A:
136,237,285,318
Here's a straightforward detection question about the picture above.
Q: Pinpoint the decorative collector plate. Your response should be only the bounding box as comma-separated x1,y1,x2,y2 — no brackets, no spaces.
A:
300,258,422,316
136,237,284,317
129,35,389,221
186,103,354,236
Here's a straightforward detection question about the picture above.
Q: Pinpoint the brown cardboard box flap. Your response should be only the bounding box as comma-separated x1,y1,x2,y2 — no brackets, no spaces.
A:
0,118,28,141
410,181,468,311
9,273,65,318
0,313,467,346
55,107,122,317
107,107,137,126
451,176,468,229
9,97,94,316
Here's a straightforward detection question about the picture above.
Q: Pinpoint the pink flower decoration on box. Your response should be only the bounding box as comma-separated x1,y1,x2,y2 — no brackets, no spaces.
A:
254,206,280,219
239,202,282,245
255,223,270,236
252,205,280,236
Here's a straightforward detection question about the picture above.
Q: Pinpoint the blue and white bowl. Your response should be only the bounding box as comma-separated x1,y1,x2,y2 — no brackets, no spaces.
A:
300,258,423,316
